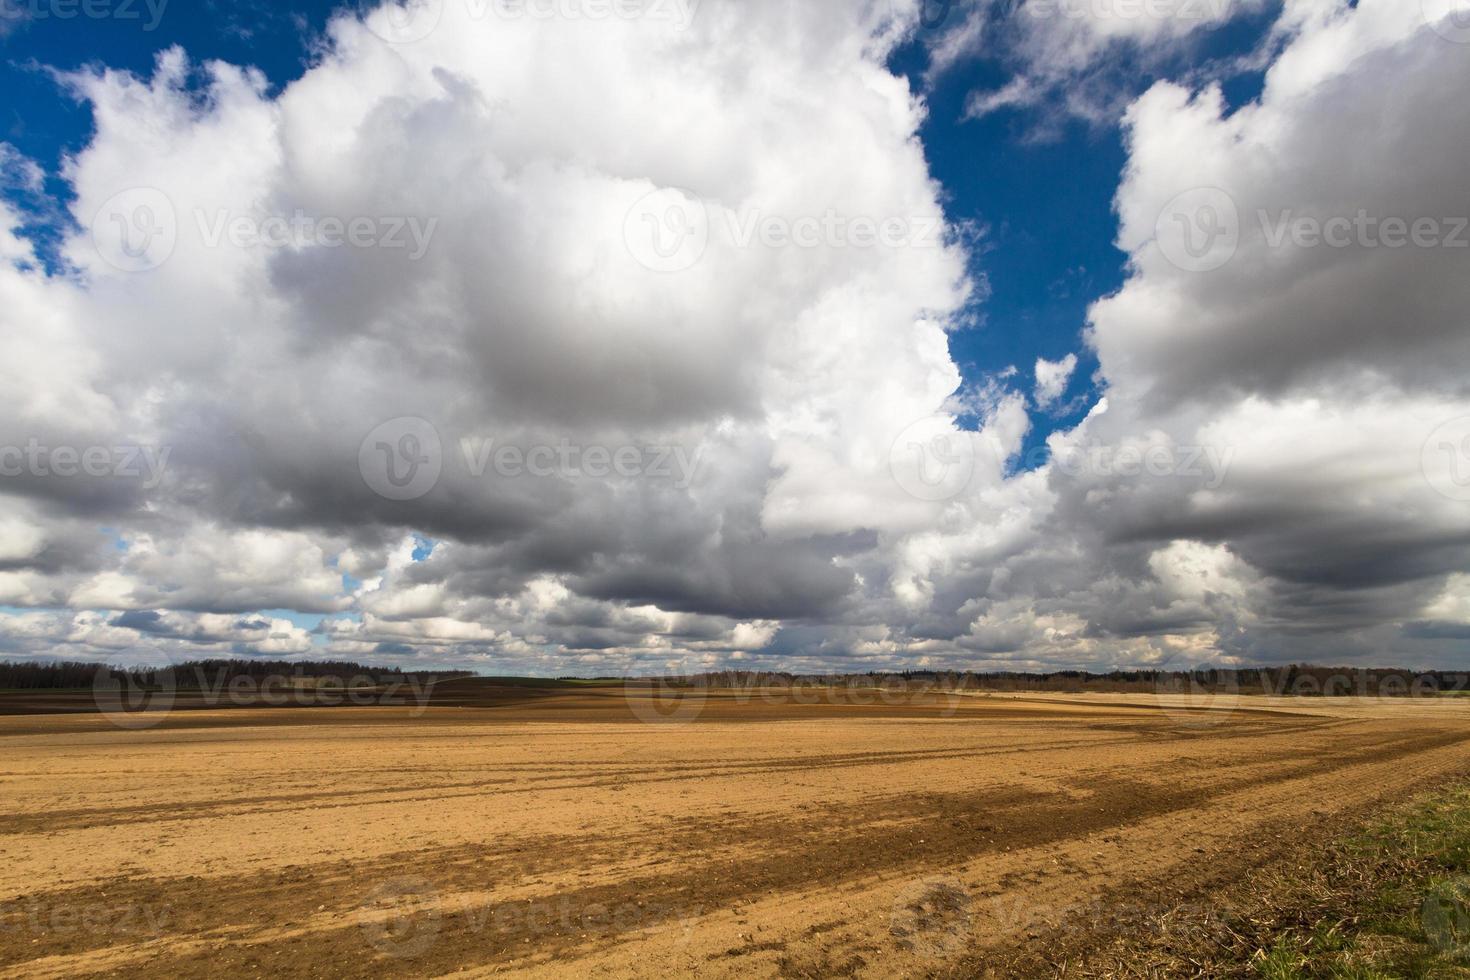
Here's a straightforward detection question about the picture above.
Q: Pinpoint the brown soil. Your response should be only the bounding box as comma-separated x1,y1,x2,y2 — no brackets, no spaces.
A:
0,688,1465,978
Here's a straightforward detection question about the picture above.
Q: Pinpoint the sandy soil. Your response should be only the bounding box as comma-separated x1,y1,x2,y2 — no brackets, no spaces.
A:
0,688,1466,978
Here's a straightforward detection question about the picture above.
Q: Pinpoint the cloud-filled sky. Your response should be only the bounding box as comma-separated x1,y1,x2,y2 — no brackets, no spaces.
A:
1,0,1469,675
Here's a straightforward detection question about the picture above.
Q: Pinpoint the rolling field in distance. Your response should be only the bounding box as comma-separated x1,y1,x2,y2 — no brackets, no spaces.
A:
1,685,1468,977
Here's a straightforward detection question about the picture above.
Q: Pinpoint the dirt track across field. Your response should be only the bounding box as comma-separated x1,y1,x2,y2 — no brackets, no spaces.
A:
1,688,1467,978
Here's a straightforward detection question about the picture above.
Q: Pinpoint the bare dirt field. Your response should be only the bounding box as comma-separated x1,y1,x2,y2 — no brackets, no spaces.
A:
1,687,1467,978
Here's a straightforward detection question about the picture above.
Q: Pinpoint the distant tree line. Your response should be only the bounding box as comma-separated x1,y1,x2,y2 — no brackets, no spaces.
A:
0,661,112,690
648,666,1470,697
6,660,1463,698
0,659,474,691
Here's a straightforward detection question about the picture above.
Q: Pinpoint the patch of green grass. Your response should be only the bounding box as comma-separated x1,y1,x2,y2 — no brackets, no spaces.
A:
1256,934,1309,979
1250,786,1470,978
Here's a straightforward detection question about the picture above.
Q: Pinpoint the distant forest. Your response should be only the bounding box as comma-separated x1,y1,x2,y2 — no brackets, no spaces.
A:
3,660,1466,697
642,667,1470,697
0,659,474,691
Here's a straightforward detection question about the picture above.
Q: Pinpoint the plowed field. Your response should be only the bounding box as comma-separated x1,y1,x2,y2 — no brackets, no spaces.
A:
2,688,1466,977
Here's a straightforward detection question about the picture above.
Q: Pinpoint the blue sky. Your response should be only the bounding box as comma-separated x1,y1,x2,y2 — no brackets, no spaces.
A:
886,5,1281,453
